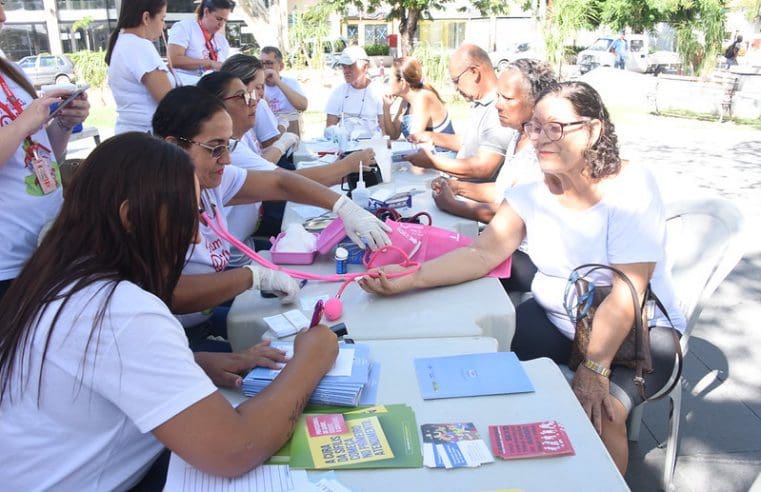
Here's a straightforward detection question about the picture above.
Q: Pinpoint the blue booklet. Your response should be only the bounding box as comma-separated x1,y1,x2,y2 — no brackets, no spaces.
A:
414,352,534,400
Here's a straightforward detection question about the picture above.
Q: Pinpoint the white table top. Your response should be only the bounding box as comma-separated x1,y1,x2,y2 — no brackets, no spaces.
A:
226,253,515,352
221,337,629,491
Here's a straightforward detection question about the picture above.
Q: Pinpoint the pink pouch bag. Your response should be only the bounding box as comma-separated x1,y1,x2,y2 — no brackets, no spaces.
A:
367,220,511,278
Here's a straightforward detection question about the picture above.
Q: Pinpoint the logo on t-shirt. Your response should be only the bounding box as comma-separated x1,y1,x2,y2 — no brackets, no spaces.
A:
206,236,231,272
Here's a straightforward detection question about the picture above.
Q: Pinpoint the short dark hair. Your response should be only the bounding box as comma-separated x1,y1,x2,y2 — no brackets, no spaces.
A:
261,46,283,62
536,81,621,179
152,86,227,147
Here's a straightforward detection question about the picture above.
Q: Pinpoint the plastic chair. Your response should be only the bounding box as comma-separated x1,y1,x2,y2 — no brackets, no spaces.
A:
627,197,745,491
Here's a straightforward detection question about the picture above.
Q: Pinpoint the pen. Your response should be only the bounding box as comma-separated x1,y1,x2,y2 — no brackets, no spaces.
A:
309,299,324,328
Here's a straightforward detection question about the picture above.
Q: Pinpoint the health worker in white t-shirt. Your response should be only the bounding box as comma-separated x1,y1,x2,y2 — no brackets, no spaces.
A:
198,72,381,268
106,0,174,134
168,0,233,84
220,54,292,160
0,132,339,491
152,86,390,333
360,81,687,475
0,3,90,301
261,46,307,135
325,46,385,138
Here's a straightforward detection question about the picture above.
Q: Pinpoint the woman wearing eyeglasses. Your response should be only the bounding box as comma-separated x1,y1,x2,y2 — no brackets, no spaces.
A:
152,86,390,350
168,0,234,85
0,133,338,490
197,71,377,269
106,0,174,134
382,57,453,143
359,81,685,474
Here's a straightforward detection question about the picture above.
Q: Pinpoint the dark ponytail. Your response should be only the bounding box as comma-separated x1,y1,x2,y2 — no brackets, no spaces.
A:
105,0,167,65
0,59,37,100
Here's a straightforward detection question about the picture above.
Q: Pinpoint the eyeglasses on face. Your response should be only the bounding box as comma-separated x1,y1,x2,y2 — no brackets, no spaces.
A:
451,65,475,86
178,137,238,159
522,120,592,142
223,91,255,106
261,59,277,66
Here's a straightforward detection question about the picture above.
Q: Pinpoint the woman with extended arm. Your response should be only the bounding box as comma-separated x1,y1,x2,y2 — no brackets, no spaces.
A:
0,133,338,490
360,81,685,474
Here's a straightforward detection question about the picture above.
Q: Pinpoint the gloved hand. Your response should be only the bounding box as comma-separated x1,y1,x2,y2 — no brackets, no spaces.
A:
271,132,300,154
333,195,392,250
243,264,300,304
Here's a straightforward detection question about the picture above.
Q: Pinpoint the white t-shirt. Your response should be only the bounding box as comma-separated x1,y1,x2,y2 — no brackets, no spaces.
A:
505,163,686,338
494,133,542,203
265,76,304,115
178,165,247,327
325,81,384,137
168,19,230,80
225,144,278,268
255,101,281,143
0,68,63,281
0,280,216,491
241,130,263,155
108,32,174,134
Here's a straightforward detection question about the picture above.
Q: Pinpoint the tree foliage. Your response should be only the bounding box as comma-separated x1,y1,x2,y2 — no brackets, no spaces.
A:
324,0,511,56
545,0,728,75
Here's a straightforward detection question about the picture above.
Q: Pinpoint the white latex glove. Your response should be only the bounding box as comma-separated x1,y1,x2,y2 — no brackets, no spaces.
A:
244,265,300,304
272,132,299,154
333,195,392,250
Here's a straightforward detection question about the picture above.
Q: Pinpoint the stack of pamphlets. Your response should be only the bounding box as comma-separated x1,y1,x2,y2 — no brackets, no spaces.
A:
489,421,575,460
242,342,377,407
287,404,422,470
421,422,494,468
262,309,310,338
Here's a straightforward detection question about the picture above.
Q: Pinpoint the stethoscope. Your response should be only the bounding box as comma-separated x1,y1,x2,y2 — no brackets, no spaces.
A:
198,194,421,322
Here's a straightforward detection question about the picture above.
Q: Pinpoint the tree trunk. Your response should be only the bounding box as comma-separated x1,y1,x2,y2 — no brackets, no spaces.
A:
398,8,420,57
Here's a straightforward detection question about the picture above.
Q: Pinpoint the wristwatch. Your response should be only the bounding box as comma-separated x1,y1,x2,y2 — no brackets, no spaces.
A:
582,358,611,378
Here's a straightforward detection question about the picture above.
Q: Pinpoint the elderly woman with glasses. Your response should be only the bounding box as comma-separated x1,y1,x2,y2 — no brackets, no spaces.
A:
358,81,685,474
152,85,390,352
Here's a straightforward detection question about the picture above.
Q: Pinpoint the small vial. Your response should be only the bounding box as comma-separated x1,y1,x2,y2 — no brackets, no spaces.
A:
335,247,348,274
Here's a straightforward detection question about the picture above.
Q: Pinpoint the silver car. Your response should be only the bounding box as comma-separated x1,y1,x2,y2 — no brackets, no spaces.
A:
17,54,77,87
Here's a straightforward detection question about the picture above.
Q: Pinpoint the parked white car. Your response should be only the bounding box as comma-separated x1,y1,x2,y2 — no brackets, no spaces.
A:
578,35,680,75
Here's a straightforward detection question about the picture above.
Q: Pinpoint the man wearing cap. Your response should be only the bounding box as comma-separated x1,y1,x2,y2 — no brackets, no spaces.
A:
325,46,385,137
406,43,514,180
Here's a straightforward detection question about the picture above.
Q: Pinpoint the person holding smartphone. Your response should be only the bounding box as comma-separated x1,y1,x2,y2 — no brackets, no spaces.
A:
0,1,90,302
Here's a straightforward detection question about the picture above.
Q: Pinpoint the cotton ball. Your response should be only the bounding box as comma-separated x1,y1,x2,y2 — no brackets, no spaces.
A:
276,223,317,252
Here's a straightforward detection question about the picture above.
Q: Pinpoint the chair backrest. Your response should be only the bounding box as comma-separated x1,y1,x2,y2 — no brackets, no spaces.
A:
664,197,745,347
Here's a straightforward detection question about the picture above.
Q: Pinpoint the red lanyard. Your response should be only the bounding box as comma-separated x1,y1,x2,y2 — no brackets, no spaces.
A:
0,74,48,164
198,21,218,62
0,74,25,121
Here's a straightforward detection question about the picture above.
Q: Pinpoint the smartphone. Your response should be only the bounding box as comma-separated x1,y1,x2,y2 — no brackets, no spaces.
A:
46,84,88,123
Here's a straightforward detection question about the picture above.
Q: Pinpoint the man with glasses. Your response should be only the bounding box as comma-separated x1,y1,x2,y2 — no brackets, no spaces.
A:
261,46,307,136
407,44,513,180
325,46,385,138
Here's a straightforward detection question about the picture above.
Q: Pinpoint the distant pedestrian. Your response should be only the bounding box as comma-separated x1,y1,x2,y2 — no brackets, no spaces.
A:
610,31,628,70
724,35,743,67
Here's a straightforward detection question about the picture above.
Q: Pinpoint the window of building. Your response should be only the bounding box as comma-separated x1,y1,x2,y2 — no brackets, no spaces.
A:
56,0,108,9
364,24,387,46
0,23,50,61
2,1,44,10
346,24,359,46
416,20,465,50
167,0,197,13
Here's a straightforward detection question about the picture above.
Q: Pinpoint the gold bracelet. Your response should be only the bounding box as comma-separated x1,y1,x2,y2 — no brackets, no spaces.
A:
582,359,611,378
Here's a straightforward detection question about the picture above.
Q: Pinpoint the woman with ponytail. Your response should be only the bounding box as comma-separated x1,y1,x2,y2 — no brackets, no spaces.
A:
382,56,454,141
106,0,174,134
0,2,90,301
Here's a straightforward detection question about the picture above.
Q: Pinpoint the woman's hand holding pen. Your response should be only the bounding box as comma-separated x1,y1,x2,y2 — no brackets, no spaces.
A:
291,325,339,377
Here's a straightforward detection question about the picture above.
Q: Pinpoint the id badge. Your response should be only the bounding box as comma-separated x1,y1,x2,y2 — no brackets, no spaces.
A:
31,154,59,195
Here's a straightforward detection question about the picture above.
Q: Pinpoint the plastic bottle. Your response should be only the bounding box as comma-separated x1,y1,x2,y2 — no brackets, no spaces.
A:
351,160,371,209
334,247,348,274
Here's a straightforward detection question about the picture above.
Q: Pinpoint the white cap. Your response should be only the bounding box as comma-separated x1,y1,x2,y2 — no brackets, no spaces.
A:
335,247,348,260
337,46,369,66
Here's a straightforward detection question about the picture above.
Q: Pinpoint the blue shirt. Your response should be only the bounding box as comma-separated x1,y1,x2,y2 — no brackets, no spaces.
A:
611,38,627,56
